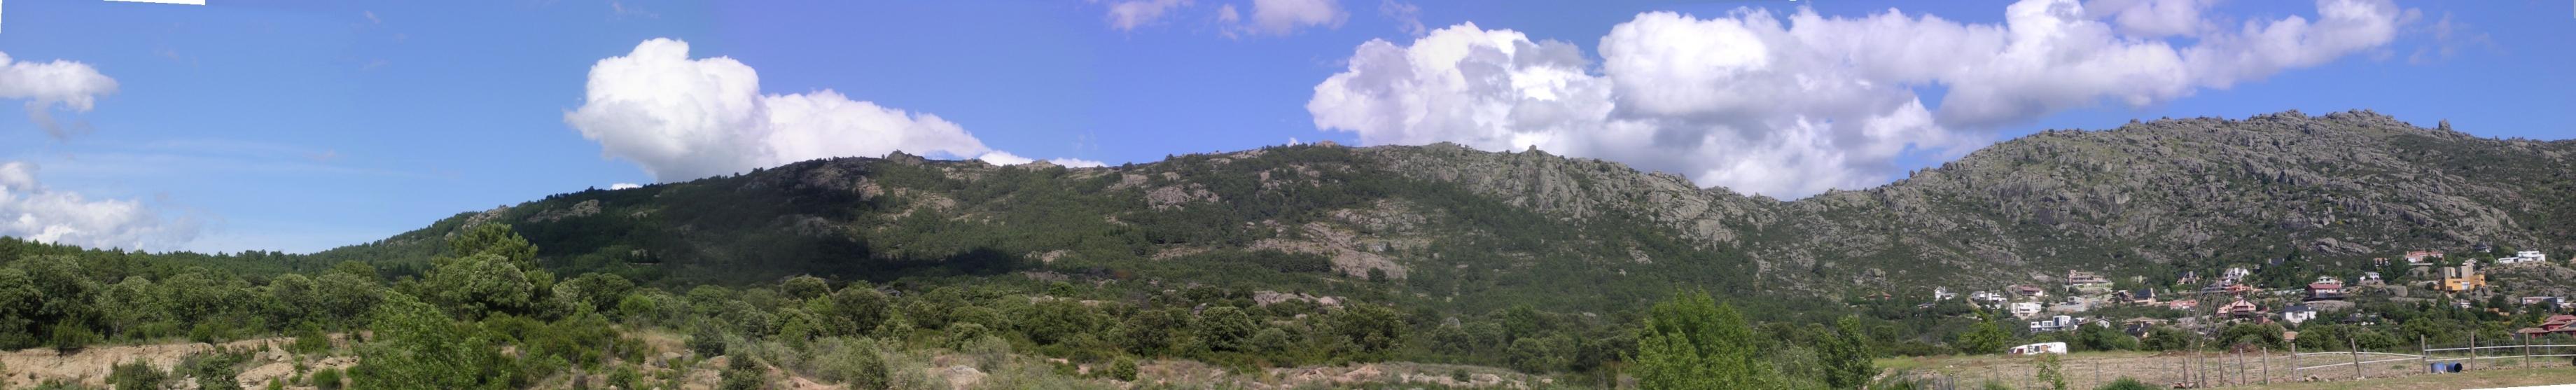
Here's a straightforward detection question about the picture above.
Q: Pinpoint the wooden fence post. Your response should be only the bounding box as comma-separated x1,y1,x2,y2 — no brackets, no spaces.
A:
2263,345,2271,384
2351,336,2363,380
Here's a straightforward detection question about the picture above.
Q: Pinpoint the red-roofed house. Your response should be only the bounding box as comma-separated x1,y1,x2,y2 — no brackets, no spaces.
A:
2216,298,2263,319
2517,315,2576,336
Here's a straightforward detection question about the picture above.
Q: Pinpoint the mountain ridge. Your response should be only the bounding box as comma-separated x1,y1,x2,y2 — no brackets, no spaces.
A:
308,109,2576,316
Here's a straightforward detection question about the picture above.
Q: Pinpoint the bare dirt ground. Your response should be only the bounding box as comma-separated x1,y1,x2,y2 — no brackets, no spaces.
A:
0,335,358,389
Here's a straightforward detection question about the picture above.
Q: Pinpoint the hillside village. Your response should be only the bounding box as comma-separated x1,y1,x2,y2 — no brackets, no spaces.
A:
1925,247,2563,348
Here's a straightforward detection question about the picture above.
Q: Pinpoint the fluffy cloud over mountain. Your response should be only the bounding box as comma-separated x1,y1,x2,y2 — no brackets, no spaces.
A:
566,39,1087,182
0,51,120,139
1308,0,2406,198
0,162,197,251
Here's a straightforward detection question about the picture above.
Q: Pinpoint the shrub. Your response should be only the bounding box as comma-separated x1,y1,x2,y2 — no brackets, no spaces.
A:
48,321,101,351
719,356,767,390
1108,357,1139,382
179,349,251,390
291,324,333,354
2096,377,2155,390
816,338,889,389
108,358,169,390
311,368,344,390
690,325,730,357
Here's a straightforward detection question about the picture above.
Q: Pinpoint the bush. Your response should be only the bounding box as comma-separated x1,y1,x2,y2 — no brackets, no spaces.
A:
108,358,168,390
48,321,101,351
816,338,889,389
690,325,730,357
179,349,251,390
720,356,767,390
311,368,344,390
1108,357,1139,382
291,324,333,354
2096,377,2155,390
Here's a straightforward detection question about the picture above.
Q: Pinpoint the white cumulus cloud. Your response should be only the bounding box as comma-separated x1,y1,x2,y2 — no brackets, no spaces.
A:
0,51,120,139
608,183,643,190
567,39,1090,182
1307,0,2404,198
0,162,198,251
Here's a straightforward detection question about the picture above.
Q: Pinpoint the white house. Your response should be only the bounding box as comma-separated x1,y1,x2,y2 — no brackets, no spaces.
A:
1933,287,1958,301
2283,304,2318,324
2010,302,2045,319
2029,315,2080,333
2222,267,2253,281
1971,291,2007,305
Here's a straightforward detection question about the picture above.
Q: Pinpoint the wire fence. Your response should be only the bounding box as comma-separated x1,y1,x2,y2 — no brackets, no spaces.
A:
1888,335,2576,389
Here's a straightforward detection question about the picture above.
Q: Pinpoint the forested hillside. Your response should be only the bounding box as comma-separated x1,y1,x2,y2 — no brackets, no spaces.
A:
4,109,2572,389
314,109,2576,316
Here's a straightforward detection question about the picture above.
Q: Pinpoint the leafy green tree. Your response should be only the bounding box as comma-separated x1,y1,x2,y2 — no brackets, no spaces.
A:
821,286,890,337
2035,354,2068,390
315,271,383,323
1633,291,1785,389
424,253,536,319
1956,321,2010,355
0,267,39,348
1195,306,1257,352
555,272,635,314
1329,304,1407,354
1022,299,1105,345
2141,326,2193,351
448,223,538,269
94,277,161,338
781,275,830,301
351,293,504,390
1821,316,1877,389
1117,308,1183,356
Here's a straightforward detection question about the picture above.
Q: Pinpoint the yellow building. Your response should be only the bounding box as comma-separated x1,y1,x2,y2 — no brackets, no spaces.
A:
2437,261,2486,292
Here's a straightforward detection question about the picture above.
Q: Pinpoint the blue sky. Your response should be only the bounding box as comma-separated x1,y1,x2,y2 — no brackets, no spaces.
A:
0,0,2567,253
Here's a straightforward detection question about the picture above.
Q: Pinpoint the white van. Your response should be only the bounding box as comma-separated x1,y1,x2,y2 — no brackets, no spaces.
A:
2008,342,2068,356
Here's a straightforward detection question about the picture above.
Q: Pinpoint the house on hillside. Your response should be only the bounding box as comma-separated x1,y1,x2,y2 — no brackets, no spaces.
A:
2283,304,2318,324
2358,272,2384,286
2010,285,2047,298
2521,296,2565,308
2167,299,2199,312
1971,291,2007,305
2216,297,2264,320
2114,288,2158,305
2122,317,2170,335
2223,267,2253,282
2306,276,2346,301
2010,302,2045,319
2066,270,2112,287
2406,250,2446,265
2518,315,2576,337
2030,315,2081,333
1933,287,1957,301
2500,250,2550,265
2438,260,2486,293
